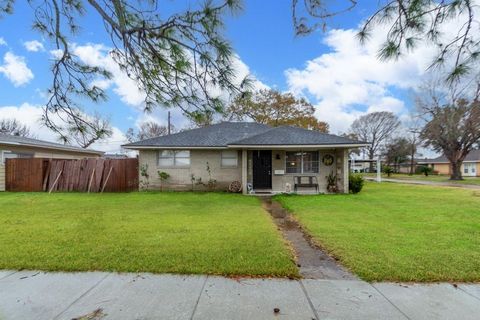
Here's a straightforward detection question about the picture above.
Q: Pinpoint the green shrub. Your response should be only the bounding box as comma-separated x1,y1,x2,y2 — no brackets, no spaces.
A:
349,174,364,194
383,165,394,177
418,166,433,177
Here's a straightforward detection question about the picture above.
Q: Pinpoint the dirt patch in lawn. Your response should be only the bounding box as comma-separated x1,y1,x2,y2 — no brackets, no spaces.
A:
263,198,356,280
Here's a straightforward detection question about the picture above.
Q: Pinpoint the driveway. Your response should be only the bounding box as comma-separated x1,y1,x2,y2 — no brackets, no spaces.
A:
1,270,479,320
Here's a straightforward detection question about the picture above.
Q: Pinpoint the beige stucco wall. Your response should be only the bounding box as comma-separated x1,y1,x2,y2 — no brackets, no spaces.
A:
138,149,243,191
0,164,5,192
138,148,349,193
430,163,450,175
427,162,480,177
247,149,348,193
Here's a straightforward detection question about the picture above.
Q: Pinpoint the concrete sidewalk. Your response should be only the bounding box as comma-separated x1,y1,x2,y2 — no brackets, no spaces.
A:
364,177,480,189
1,271,479,320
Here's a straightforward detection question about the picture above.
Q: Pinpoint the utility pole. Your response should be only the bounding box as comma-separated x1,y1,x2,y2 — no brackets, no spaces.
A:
376,157,382,182
167,111,171,135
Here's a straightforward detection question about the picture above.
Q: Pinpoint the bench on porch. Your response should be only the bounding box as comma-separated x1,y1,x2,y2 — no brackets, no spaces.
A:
293,176,319,193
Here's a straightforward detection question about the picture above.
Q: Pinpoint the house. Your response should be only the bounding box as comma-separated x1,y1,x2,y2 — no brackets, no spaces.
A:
0,133,104,191
417,150,480,177
123,122,367,194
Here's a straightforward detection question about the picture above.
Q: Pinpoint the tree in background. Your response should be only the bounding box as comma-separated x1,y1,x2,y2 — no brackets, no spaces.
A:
384,137,410,173
350,111,400,170
0,1,249,143
293,0,480,85
126,121,175,143
224,89,329,132
0,119,33,137
418,82,480,180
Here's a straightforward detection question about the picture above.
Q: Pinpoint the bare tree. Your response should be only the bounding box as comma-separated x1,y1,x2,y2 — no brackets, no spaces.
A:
292,1,480,85
0,1,250,143
384,137,410,172
0,119,33,137
418,82,480,180
350,111,401,170
126,121,174,142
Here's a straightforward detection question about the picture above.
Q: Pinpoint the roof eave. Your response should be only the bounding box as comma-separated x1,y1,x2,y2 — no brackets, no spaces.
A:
122,145,228,150
0,141,104,155
226,143,370,149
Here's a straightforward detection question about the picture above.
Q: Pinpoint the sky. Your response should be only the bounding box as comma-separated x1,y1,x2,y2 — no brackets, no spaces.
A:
0,0,451,154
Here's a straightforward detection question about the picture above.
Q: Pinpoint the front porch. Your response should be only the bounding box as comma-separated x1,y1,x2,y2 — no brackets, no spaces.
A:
241,148,349,195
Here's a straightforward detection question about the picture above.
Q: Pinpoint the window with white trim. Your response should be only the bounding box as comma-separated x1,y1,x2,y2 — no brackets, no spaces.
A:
286,151,319,174
221,150,238,167
158,150,190,167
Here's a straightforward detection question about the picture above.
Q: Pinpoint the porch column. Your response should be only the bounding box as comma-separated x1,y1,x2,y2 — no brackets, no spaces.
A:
242,149,248,195
343,149,349,193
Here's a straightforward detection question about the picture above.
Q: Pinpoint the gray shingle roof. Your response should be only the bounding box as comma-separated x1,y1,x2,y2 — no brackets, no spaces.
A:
123,122,271,148
0,133,104,154
229,125,366,146
418,149,480,163
123,122,366,148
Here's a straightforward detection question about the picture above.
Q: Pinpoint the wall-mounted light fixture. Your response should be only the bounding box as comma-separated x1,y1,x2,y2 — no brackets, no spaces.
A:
276,153,281,160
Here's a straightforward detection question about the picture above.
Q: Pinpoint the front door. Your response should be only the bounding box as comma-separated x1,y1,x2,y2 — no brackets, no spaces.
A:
463,163,476,177
252,150,272,189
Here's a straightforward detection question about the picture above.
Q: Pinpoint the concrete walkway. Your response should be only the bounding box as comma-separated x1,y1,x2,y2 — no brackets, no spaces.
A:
1,270,479,320
364,177,480,189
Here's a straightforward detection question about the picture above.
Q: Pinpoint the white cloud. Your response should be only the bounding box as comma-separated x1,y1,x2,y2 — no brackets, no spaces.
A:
23,40,45,52
0,52,34,86
0,37,6,46
0,103,130,154
71,44,147,108
285,14,471,133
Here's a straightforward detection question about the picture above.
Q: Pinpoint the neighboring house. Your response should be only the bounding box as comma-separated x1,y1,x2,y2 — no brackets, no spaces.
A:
103,153,129,159
349,159,378,173
417,150,480,177
123,122,367,194
0,133,104,191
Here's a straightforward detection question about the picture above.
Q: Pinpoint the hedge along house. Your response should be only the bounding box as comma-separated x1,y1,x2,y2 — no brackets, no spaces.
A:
123,122,367,194
0,133,104,191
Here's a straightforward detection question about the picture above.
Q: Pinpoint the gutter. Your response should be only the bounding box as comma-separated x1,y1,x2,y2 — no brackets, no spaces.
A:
0,141,104,155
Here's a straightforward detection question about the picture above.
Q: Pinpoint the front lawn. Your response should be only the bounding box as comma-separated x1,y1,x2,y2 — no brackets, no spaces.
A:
276,182,480,282
363,173,480,186
0,192,298,277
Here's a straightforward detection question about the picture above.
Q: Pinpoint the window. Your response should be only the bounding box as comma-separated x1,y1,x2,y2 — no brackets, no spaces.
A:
286,151,319,174
0,150,32,165
221,150,238,167
158,150,190,167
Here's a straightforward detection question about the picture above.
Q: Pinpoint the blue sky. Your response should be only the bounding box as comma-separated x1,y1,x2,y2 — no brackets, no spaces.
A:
0,1,435,153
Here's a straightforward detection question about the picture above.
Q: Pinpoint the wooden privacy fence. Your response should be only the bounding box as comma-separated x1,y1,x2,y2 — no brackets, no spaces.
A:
5,158,138,192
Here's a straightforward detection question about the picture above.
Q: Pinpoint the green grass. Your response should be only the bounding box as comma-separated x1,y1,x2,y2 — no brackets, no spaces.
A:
363,173,480,186
275,182,480,282
0,192,298,277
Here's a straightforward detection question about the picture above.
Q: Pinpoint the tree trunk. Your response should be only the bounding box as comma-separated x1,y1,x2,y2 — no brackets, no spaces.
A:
450,161,463,180
368,150,375,172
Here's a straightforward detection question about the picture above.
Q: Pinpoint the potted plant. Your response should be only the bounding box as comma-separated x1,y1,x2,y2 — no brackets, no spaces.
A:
326,172,338,193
